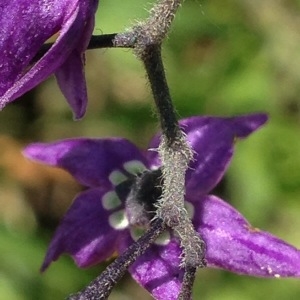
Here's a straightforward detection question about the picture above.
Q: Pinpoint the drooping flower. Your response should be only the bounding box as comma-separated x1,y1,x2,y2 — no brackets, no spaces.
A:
24,114,300,300
0,0,99,119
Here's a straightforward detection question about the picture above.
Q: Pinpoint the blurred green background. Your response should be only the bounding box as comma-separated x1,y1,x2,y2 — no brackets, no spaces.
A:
1,0,300,299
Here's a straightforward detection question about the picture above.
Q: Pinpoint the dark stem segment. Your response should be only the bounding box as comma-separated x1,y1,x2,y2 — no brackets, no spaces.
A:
142,45,180,144
178,267,197,300
32,33,134,63
67,219,166,300
87,34,118,49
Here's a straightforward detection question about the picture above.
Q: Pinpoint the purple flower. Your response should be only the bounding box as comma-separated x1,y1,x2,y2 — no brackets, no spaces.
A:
0,0,99,119
24,114,300,300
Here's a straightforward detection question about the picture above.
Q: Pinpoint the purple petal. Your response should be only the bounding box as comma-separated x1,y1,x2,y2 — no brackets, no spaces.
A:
0,0,98,117
147,114,267,196
55,51,88,119
192,195,300,277
41,188,125,271
23,138,148,188
0,0,67,94
118,235,183,300
54,2,97,119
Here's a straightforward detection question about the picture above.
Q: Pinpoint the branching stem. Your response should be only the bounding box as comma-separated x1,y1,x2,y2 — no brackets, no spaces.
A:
178,266,197,300
134,0,206,269
67,219,166,300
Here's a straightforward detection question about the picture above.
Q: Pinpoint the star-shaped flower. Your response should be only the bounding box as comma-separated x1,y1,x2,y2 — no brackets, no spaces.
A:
0,0,99,119
24,114,300,300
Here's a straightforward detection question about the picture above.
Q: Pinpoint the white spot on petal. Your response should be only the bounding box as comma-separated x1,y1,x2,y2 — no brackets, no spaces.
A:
109,170,128,186
185,201,195,219
154,231,171,246
102,191,122,210
130,227,146,241
109,210,129,230
123,160,146,175
130,227,171,246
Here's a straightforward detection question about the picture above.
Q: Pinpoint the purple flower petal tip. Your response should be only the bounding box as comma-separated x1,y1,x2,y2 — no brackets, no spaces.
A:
229,113,268,139
41,188,124,271
194,196,300,278
23,137,148,187
0,0,99,117
129,241,183,300
148,113,268,197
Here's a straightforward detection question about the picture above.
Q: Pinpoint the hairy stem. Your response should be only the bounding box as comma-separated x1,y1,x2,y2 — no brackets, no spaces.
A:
138,27,206,269
178,266,197,300
143,46,179,142
132,0,182,57
157,133,206,268
67,219,166,300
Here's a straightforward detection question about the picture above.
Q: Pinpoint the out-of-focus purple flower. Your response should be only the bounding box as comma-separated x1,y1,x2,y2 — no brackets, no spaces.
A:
0,0,99,119
24,114,300,300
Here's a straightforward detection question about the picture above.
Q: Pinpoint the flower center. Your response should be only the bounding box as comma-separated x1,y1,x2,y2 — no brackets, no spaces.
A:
116,168,163,227
106,162,195,246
